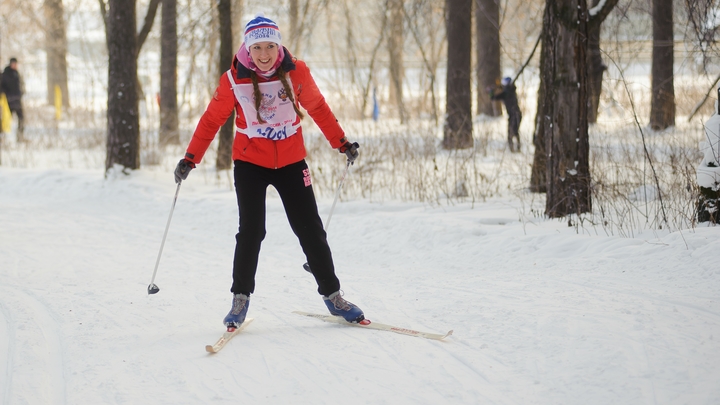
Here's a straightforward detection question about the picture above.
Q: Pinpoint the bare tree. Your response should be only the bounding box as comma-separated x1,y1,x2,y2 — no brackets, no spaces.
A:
342,0,361,92
531,0,617,194
100,0,161,172
685,0,720,71
286,0,325,56
538,0,591,217
530,21,548,193
290,0,299,47
216,0,235,170
98,0,161,56
360,5,389,119
475,0,501,117
105,0,139,172
586,0,619,123
136,0,161,58
160,0,179,147
403,0,445,124
388,0,407,122
443,0,473,149
684,0,720,119
650,0,675,131
43,0,69,108
232,0,244,51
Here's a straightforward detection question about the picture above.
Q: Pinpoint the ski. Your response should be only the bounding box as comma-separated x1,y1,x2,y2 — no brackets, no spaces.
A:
292,311,452,341
205,318,255,353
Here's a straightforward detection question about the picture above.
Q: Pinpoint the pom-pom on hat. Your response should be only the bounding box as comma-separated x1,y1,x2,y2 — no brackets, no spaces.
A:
244,13,282,47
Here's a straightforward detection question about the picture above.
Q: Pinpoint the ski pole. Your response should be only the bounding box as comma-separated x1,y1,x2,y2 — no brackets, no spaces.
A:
148,182,182,294
325,159,352,233
303,160,352,273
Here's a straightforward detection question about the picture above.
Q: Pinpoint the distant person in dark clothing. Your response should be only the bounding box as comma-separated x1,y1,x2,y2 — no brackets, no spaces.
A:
1,58,25,142
490,77,522,152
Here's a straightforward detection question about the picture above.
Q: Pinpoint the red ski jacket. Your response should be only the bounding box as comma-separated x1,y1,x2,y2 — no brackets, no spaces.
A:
185,50,346,169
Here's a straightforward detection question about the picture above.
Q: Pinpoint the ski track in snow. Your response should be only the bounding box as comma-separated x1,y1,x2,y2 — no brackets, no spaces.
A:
0,286,67,405
1,168,719,404
0,292,15,405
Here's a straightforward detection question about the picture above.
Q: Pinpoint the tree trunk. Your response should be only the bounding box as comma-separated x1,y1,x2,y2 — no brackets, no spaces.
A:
443,0,473,149
534,0,618,191
388,0,407,123
289,0,299,47
650,0,675,131
137,0,162,57
288,0,305,54
586,3,603,124
542,0,591,217
475,0,501,117
159,0,179,147
106,0,139,172
343,0,360,90
216,0,235,171
586,0,619,124
43,0,70,108
530,23,548,193
135,0,161,102
232,0,244,51
99,0,159,103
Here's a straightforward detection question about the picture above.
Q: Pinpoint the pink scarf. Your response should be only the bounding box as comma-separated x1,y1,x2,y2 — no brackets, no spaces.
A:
236,43,285,78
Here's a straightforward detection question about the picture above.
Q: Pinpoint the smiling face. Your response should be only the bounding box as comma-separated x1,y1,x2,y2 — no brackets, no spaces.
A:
249,41,279,71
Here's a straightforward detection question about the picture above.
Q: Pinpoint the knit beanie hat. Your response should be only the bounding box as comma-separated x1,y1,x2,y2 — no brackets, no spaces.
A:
244,13,282,47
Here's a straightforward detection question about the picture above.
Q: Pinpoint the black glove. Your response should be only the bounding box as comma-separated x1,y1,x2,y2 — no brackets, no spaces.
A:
339,140,360,163
174,158,195,184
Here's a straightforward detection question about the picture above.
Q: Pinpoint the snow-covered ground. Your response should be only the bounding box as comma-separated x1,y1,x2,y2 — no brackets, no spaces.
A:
1,166,719,404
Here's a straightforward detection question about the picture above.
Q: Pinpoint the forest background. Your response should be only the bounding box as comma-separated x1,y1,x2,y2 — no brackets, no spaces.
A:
0,0,719,234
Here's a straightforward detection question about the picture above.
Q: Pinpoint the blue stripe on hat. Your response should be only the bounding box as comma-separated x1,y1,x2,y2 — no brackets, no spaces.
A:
244,14,281,46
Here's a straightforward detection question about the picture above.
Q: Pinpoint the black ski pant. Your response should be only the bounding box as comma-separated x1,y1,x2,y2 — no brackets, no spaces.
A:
507,109,522,152
231,159,341,297
8,100,24,141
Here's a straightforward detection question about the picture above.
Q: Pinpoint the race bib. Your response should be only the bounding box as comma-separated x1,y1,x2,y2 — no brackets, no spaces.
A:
227,71,299,140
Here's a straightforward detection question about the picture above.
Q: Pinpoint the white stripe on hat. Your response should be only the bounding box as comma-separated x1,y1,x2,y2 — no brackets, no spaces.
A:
244,13,282,47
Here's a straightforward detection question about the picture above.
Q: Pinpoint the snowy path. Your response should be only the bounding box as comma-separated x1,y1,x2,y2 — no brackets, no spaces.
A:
0,286,67,405
1,167,719,404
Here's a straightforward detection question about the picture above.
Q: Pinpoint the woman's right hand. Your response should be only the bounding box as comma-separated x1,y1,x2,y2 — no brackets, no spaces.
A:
339,141,360,163
174,158,195,184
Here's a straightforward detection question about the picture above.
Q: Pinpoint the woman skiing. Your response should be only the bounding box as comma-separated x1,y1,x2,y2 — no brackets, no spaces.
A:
174,14,364,328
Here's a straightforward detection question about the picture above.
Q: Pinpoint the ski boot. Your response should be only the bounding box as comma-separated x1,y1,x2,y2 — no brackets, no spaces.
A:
323,291,364,323
223,293,250,329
